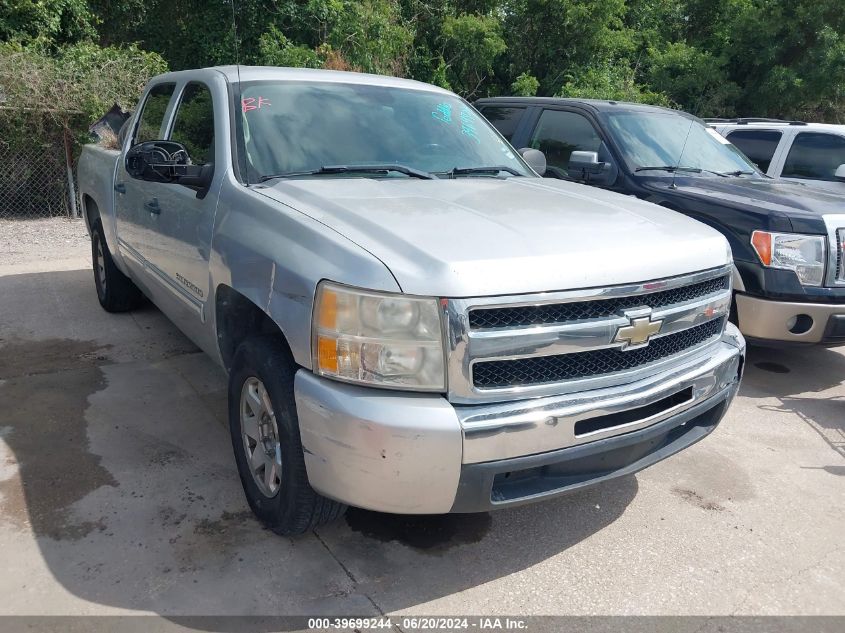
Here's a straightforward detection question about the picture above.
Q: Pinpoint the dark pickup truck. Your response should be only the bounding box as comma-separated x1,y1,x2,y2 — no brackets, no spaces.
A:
477,97,845,346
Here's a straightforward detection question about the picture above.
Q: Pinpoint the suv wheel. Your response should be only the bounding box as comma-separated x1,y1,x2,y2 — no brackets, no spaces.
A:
228,335,346,535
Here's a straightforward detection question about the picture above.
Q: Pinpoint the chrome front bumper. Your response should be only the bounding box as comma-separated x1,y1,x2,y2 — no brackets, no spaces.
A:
294,324,745,514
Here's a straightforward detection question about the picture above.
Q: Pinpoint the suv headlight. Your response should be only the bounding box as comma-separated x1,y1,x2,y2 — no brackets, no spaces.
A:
750,230,826,286
312,281,446,391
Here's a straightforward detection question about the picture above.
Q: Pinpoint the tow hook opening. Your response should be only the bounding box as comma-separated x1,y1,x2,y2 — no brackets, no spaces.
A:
573,387,694,438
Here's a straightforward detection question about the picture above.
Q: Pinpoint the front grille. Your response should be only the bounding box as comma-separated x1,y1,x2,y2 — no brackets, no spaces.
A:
837,228,844,282
473,318,723,389
469,275,729,330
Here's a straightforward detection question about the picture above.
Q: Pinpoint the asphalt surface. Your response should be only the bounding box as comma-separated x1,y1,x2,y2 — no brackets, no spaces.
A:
0,220,843,627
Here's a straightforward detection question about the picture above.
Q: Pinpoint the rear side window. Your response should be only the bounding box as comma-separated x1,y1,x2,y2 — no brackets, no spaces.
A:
782,132,845,181
134,83,175,145
169,82,215,165
480,106,526,142
726,129,782,173
529,109,602,175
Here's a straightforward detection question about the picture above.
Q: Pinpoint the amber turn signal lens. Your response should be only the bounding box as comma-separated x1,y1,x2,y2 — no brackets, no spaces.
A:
317,336,338,373
750,230,772,266
318,288,338,329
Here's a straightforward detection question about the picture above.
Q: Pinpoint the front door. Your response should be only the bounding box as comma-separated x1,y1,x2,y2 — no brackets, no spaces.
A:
116,78,220,340
138,81,217,312
526,108,605,181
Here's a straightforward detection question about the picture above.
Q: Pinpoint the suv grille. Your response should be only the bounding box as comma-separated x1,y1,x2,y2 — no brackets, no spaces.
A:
837,228,844,282
469,275,730,329
472,318,724,389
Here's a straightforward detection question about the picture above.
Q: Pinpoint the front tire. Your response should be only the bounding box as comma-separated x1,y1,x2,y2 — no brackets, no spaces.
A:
228,335,346,535
91,220,142,312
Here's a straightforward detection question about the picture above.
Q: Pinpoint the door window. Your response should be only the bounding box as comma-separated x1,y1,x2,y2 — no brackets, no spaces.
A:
529,109,602,175
480,106,526,142
169,82,215,165
725,129,782,173
134,83,175,145
782,132,845,181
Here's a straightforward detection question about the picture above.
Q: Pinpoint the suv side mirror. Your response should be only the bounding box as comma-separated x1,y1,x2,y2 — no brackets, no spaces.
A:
126,140,213,191
568,150,617,186
518,148,546,176
835,164,845,180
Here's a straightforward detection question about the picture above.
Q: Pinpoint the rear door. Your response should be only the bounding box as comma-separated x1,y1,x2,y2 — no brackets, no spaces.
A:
779,131,845,193
475,104,533,147
114,82,177,275
724,128,785,176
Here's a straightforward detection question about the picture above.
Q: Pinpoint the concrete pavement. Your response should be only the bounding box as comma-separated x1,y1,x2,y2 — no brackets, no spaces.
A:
0,224,842,624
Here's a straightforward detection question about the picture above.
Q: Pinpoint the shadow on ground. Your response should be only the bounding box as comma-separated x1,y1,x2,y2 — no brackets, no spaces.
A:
0,269,640,624
740,344,845,466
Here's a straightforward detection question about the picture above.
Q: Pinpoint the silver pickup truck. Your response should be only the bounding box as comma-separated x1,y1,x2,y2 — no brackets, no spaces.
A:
77,66,746,535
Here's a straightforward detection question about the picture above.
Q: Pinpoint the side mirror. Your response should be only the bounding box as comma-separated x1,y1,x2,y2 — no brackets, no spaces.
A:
125,140,213,191
568,150,617,186
518,148,547,176
835,164,845,180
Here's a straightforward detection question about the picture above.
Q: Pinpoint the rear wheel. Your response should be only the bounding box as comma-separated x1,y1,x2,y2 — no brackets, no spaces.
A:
91,220,142,312
228,335,346,535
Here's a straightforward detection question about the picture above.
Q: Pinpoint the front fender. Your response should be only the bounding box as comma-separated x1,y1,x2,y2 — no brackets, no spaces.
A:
209,179,400,368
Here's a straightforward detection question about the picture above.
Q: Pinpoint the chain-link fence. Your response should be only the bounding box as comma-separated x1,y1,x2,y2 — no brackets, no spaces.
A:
0,135,78,220
0,119,79,220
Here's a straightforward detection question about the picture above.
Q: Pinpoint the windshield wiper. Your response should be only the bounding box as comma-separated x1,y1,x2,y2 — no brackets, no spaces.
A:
717,170,755,177
635,165,738,178
442,165,524,178
259,164,435,182
634,165,703,174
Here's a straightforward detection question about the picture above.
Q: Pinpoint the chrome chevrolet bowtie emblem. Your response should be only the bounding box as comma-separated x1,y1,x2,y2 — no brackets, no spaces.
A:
614,309,663,349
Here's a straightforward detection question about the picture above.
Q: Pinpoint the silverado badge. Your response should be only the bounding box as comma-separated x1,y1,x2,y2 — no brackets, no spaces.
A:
615,309,663,349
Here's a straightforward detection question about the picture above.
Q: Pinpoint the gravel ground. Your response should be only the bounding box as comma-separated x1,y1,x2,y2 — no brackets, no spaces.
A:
0,218,89,270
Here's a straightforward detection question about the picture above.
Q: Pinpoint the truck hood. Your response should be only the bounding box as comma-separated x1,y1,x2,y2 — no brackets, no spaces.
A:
257,177,730,297
643,176,844,230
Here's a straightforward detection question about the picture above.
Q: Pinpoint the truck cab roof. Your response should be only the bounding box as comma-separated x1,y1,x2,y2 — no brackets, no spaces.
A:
152,65,452,94
474,96,698,119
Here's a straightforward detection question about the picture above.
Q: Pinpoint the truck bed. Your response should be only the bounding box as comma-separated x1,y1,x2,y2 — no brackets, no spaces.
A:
77,144,120,234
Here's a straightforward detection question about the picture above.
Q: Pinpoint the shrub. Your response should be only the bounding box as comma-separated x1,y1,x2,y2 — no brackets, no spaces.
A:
0,41,167,148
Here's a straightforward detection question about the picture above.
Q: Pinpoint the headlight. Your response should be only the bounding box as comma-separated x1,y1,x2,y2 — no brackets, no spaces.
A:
312,281,446,391
750,230,826,286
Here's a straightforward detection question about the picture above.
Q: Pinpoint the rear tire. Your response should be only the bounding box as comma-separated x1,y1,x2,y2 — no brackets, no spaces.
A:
91,220,142,312
228,335,346,535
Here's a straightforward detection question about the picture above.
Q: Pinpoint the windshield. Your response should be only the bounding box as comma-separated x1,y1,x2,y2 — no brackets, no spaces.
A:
605,111,760,177
237,81,532,181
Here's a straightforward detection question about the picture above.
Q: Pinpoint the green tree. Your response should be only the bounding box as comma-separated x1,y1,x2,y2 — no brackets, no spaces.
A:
1,0,95,46
502,0,633,95
557,60,671,106
511,72,539,96
441,13,506,97
258,25,323,69
718,0,845,120
645,42,738,116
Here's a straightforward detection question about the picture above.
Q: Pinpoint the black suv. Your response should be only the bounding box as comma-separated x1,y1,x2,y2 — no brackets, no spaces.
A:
477,97,845,346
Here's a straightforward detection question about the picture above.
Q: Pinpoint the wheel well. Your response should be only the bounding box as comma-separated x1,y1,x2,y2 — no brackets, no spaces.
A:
216,285,290,370
82,194,100,232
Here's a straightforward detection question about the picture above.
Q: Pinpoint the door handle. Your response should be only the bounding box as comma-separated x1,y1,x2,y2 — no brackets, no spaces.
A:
114,182,126,194
144,198,161,214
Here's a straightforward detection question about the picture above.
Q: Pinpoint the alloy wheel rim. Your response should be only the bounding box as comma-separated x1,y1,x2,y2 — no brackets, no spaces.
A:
96,239,106,296
240,376,282,497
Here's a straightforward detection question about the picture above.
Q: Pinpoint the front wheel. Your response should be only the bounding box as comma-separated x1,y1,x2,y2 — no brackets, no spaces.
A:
228,335,346,535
